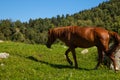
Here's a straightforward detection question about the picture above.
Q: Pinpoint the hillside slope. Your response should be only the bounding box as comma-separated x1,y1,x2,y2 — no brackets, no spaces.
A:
0,42,120,79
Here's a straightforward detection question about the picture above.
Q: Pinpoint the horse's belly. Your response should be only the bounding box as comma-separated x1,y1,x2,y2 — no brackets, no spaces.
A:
74,41,95,48
62,38,95,48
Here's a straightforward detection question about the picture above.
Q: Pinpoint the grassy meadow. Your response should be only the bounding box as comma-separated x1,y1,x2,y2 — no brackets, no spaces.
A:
0,41,120,80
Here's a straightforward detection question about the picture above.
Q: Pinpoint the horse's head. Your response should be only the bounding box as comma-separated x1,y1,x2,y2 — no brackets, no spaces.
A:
46,29,56,48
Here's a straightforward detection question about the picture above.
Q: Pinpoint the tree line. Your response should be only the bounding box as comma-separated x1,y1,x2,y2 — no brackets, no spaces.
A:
0,0,120,44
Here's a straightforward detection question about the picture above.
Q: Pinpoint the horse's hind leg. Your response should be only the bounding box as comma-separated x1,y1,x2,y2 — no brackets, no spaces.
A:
108,53,118,71
65,48,73,66
95,47,104,69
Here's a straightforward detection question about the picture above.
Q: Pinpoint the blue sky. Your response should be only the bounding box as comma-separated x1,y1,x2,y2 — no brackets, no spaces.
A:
0,0,107,22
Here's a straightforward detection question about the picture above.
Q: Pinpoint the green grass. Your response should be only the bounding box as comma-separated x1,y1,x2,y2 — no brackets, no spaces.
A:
0,41,120,80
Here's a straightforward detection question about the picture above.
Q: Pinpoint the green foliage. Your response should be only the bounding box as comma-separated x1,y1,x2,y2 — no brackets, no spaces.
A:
12,32,25,42
0,0,120,44
0,42,120,80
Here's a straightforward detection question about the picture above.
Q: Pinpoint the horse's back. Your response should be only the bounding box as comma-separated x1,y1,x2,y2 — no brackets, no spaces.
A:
67,26,110,48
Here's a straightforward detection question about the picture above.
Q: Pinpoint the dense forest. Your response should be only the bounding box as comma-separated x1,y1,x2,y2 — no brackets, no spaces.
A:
0,0,120,44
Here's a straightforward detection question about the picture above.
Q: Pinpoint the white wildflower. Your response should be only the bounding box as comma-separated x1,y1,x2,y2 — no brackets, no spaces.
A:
0,40,4,43
81,49,88,54
1,63,4,66
0,52,9,59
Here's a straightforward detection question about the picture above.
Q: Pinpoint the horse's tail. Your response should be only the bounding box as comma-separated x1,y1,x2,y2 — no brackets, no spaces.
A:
108,31,120,52
108,31,120,45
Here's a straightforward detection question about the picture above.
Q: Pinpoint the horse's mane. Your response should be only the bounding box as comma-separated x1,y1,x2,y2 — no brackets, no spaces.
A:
49,26,77,40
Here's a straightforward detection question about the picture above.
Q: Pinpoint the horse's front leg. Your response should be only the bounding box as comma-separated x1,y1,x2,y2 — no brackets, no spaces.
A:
65,48,73,66
71,48,78,69
109,53,118,71
107,45,119,71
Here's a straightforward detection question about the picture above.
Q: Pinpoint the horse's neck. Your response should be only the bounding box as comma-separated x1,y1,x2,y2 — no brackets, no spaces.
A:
55,30,63,38
55,29,72,42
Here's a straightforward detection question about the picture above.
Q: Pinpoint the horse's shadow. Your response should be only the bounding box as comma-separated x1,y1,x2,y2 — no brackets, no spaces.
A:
27,56,93,71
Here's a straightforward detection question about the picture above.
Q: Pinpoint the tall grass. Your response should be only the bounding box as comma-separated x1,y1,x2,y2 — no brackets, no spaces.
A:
0,41,120,80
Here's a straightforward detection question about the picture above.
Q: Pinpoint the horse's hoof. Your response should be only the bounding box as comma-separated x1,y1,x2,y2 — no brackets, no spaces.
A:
115,67,120,71
74,64,78,69
75,66,78,69
69,61,73,66
115,69,120,72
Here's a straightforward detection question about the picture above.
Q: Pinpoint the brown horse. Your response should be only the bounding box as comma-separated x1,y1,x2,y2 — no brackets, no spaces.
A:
46,26,120,71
